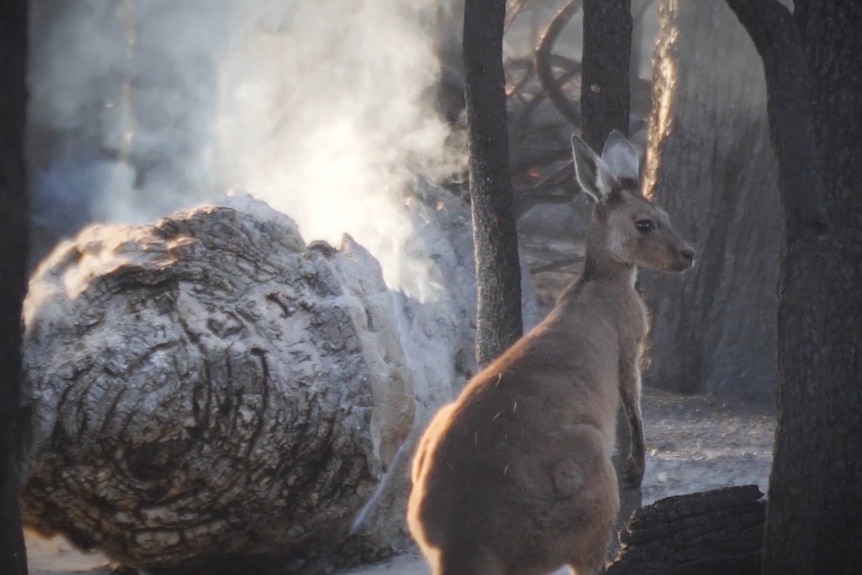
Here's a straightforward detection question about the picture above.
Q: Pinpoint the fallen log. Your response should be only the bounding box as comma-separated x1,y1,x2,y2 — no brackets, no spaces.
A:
607,484,765,575
18,184,538,574
22,196,416,572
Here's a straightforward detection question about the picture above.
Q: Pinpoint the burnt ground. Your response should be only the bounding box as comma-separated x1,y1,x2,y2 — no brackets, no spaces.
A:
25,385,776,575
639,385,774,506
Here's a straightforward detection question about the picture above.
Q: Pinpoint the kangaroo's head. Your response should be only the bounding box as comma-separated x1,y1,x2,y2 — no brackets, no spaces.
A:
572,132,695,274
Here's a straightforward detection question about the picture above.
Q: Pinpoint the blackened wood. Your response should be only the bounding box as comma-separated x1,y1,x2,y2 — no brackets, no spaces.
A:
0,0,31,573
463,0,523,366
728,1,862,572
579,0,640,555
607,485,764,575
580,0,632,151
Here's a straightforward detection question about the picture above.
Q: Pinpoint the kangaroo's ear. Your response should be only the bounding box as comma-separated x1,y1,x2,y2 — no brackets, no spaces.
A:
601,130,641,183
571,134,617,203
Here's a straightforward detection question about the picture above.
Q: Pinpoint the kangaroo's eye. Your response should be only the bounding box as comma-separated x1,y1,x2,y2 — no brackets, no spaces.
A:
635,219,654,233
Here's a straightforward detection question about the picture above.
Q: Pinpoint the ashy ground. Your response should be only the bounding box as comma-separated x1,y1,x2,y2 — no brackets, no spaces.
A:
26,385,775,575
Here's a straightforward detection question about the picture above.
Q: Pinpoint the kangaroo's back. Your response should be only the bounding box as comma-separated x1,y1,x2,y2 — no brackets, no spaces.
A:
407,132,695,575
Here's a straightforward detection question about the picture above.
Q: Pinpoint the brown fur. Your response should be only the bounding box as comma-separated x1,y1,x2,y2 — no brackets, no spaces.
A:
407,133,694,575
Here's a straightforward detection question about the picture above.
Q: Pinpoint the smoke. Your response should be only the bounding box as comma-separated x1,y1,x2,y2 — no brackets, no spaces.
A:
215,0,463,296
29,1,230,221
29,0,463,296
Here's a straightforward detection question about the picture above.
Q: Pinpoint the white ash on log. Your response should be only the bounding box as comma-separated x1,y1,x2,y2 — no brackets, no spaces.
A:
20,187,537,573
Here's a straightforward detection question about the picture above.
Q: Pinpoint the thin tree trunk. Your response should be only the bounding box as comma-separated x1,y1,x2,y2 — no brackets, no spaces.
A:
0,0,30,573
642,0,782,403
581,0,632,150
463,0,523,366
580,0,639,553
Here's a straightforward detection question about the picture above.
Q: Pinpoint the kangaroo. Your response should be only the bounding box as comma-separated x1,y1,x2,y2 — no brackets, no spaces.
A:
407,131,695,575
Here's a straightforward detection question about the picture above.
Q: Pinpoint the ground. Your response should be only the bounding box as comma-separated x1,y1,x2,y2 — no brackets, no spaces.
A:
26,385,775,575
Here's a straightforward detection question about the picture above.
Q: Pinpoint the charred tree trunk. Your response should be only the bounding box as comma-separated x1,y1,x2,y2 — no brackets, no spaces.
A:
718,1,862,571
0,0,30,573
580,0,632,150
580,0,640,553
463,0,523,366
641,0,782,403
770,3,862,569
724,1,862,572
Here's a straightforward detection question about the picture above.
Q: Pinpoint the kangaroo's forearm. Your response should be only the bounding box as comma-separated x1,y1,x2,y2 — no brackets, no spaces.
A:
625,399,645,468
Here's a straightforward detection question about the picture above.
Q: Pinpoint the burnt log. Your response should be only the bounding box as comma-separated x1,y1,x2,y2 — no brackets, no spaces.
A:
607,485,765,575
21,196,413,572
19,186,540,573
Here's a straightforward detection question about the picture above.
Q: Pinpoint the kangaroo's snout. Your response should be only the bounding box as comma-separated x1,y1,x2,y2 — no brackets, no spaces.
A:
680,246,695,268
674,244,696,272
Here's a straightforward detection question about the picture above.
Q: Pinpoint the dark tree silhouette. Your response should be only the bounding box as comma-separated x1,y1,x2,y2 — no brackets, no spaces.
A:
580,0,632,151
725,1,862,573
580,0,640,553
463,0,522,366
0,0,31,574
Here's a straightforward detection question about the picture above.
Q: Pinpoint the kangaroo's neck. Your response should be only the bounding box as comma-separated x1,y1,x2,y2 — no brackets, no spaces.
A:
579,225,637,287
581,252,637,286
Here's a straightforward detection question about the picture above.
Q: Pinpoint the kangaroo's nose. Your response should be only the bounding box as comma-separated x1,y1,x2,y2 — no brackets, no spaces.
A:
680,248,695,267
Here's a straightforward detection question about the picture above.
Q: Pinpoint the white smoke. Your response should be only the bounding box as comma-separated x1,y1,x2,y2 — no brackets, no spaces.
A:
215,0,463,296
29,0,463,297
29,1,230,221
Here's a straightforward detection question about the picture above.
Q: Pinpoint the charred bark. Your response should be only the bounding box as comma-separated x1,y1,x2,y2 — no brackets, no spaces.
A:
723,0,827,238
606,485,764,575
580,0,632,151
579,0,640,554
0,0,30,573
463,0,523,366
641,0,782,403
728,1,862,572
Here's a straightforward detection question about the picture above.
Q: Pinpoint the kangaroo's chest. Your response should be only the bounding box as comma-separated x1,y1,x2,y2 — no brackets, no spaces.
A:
618,288,647,332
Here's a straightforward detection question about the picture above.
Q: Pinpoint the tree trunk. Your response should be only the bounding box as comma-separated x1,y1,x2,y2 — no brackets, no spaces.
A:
0,0,30,573
755,1,862,572
463,0,523,366
581,0,632,150
724,1,862,572
641,0,782,403
580,0,640,555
